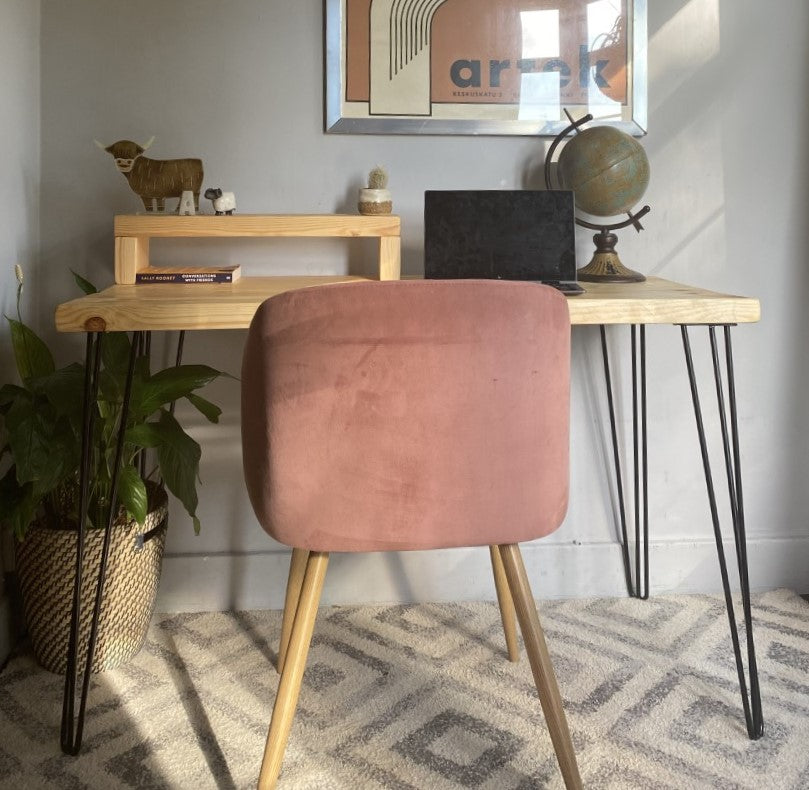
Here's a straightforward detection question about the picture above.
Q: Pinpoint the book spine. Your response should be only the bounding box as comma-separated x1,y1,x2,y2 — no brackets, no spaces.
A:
135,272,236,283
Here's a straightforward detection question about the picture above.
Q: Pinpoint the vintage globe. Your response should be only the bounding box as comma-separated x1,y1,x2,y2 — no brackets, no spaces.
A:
557,125,650,218
544,115,652,282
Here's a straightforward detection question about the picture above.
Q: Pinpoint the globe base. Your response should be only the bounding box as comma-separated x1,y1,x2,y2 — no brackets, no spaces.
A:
577,231,645,283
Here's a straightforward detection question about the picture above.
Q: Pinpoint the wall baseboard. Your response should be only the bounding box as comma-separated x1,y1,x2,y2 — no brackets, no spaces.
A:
156,536,809,613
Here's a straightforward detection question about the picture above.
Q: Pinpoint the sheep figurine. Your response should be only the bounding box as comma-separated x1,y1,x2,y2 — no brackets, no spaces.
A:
204,187,236,215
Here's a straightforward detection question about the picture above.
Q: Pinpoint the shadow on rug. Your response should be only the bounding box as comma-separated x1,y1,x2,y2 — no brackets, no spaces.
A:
1,589,808,789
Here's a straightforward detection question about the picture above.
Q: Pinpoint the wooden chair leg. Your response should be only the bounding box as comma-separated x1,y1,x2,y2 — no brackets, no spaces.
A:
258,551,329,790
498,544,582,790
278,548,310,674
489,545,520,662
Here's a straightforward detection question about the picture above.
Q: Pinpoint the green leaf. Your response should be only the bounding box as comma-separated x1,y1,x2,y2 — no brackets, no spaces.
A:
0,467,38,540
7,317,55,381
0,465,23,515
99,373,125,415
185,393,221,423
45,416,81,485
6,397,76,492
5,396,54,482
117,464,148,525
125,421,163,449
97,391,115,422
135,352,151,380
133,365,222,417
154,410,201,527
71,270,97,295
125,412,202,529
98,353,147,420
101,332,133,375
0,383,29,412
37,363,86,423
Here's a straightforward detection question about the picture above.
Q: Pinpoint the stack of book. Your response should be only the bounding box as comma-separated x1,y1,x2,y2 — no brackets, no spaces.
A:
135,265,241,284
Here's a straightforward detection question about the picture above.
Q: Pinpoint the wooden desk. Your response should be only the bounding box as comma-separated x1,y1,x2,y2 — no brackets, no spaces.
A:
55,276,760,332
54,271,764,749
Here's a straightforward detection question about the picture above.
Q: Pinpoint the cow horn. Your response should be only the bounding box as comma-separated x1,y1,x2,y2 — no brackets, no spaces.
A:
141,136,155,151
93,139,107,150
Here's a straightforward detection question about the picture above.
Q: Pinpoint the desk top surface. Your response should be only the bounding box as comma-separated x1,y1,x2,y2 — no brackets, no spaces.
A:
54,276,761,333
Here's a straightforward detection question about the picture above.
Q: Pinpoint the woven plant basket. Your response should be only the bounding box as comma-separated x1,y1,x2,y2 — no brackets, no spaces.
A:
15,483,168,675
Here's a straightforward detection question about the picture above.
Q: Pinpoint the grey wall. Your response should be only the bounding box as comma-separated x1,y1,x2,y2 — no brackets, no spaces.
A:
0,0,41,660
31,0,809,611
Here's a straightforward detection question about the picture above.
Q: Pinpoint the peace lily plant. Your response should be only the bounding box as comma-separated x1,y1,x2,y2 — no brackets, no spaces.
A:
0,266,227,539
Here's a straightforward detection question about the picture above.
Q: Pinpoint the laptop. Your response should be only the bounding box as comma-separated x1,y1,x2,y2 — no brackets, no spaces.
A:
423,190,583,295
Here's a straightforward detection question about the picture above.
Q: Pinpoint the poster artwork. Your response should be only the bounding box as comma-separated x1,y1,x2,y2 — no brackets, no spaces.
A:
344,0,628,121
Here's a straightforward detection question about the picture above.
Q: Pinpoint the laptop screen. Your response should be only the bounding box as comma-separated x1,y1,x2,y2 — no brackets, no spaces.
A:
424,190,577,282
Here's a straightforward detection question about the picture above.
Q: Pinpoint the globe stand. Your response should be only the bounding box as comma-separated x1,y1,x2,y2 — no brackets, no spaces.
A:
578,229,645,283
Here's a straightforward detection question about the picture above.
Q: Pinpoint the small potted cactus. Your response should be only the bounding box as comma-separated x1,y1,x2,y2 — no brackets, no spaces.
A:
358,166,392,215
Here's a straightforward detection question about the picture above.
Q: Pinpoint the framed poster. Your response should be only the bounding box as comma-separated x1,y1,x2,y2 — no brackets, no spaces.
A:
325,0,647,136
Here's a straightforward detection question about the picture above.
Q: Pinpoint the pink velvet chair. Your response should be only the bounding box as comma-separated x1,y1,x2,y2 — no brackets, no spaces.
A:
241,279,581,789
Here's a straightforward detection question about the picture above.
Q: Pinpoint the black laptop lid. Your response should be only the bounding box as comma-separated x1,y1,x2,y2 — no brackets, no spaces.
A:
424,190,577,282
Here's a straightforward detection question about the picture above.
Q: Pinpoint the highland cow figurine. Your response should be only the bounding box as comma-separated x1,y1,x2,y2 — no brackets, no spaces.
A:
95,136,204,213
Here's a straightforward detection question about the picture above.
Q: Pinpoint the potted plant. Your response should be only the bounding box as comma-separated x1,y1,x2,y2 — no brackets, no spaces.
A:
358,166,392,215
0,266,228,672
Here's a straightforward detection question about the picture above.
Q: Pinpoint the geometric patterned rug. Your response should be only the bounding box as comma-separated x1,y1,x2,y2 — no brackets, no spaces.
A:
1,589,807,789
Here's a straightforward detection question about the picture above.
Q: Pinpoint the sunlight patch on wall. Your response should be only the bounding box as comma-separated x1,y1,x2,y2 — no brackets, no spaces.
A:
645,116,726,281
649,0,720,113
642,0,726,280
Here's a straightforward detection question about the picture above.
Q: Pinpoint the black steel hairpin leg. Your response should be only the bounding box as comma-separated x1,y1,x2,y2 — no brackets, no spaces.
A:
61,332,102,752
61,331,141,755
600,324,649,599
139,333,151,478
680,324,763,740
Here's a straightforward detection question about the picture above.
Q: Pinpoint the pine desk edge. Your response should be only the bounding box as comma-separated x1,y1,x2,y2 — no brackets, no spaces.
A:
55,277,761,334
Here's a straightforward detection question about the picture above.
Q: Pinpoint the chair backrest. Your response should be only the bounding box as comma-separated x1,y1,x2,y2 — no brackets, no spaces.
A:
241,279,570,552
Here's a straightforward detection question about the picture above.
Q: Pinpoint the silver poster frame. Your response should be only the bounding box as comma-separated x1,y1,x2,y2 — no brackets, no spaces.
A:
325,0,647,136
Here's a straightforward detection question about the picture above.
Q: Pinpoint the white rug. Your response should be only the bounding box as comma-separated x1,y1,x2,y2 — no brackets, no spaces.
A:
1,589,807,789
